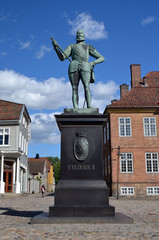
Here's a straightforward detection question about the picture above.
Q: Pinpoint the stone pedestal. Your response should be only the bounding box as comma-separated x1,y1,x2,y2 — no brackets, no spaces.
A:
49,110,115,217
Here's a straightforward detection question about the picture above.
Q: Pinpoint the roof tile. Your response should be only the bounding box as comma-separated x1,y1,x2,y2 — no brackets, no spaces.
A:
0,100,23,120
107,72,159,108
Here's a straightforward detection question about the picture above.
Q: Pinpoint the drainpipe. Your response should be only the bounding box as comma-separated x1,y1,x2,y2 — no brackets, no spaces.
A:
117,146,121,200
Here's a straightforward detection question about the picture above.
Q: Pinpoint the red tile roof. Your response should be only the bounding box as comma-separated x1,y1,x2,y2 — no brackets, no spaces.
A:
28,161,45,175
107,71,159,108
28,157,51,174
0,100,23,120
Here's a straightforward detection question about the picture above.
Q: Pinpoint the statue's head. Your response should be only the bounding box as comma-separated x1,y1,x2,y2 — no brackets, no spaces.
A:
76,30,85,42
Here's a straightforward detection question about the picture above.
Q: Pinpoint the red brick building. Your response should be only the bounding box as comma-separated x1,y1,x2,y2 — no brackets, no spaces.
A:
104,64,159,197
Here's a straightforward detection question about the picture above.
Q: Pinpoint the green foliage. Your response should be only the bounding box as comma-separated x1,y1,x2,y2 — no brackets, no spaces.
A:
48,156,61,185
35,176,41,185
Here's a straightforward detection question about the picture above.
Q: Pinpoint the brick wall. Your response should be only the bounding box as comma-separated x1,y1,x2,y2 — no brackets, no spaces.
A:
109,111,159,197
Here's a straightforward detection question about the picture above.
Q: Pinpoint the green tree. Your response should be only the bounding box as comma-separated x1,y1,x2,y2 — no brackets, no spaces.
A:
48,156,61,185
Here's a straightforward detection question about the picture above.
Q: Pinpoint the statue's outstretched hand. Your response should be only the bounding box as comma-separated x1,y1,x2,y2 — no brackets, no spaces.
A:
52,39,58,49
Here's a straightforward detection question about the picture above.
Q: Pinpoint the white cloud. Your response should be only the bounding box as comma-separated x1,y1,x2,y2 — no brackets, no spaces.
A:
36,45,52,59
0,69,72,110
91,81,119,111
141,16,157,26
0,69,118,112
68,12,108,40
0,9,17,23
0,52,7,56
0,9,10,22
0,69,119,144
30,112,61,144
19,40,31,50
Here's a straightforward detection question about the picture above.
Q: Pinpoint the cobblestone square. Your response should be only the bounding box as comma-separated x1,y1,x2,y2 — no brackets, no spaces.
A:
0,193,159,240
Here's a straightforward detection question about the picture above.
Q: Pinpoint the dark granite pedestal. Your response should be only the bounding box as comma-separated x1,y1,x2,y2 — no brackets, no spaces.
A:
49,110,115,218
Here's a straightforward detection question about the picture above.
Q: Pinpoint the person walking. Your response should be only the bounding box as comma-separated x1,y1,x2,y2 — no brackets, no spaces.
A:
41,185,46,198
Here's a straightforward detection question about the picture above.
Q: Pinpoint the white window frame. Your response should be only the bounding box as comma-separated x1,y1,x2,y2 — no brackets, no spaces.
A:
145,152,158,173
143,117,157,137
147,187,159,195
120,153,133,173
0,128,10,146
121,187,134,195
119,117,132,137
19,131,22,149
25,141,28,156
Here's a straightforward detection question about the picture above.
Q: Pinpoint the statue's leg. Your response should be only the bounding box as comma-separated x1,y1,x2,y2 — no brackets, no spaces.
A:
81,71,91,108
69,72,79,109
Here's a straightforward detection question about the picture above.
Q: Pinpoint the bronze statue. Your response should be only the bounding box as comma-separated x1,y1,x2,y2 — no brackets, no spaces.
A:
51,30,104,109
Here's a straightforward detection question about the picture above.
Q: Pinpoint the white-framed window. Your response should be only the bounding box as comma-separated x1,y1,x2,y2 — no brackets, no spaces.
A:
0,128,10,146
119,117,131,137
19,131,22,149
143,117,157,137
121,187,134,195
145,153,158,173
25,141,28,156
120,153,133,173
147,187,159,195
21,135,24,151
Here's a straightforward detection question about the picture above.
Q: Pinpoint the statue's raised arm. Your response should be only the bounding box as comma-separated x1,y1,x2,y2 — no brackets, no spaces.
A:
51,30,104,109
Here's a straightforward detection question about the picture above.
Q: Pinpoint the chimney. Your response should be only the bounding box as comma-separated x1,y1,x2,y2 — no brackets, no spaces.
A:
143,77,148,87
111,99,118,104
120,84,129,98
35,153,39,159
130,64,141,88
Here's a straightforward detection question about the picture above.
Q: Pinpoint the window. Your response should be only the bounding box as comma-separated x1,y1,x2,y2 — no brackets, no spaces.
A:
147,187,159,195
107,121,109,141
146,153,158,173
105,157,107,175
19,131,22,149
119,117,131,137
121,187,134,195
143,117,157,137
0,128,10,145
120,153,133,173
108,155,110,175
104,126,106,144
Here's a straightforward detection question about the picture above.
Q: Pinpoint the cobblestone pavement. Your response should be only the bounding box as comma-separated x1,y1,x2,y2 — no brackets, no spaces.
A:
0,193,159,240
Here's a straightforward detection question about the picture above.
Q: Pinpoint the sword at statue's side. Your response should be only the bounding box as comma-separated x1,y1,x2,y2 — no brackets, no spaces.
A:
50,37,72,62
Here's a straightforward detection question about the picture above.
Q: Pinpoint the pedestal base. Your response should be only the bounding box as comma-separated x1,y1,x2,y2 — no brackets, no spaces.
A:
49,179,115,217
49,205,115,217
31,212,133,224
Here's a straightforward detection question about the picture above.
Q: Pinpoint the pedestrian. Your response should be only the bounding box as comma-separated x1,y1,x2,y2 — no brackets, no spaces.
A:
41,185,46,198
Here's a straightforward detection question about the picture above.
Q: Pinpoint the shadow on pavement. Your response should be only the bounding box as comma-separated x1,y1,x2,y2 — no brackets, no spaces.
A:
46,193,55,197
0,207,43,218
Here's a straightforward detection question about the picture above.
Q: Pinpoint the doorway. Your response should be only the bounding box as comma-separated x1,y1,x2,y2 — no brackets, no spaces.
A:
3,161,13,192
3,171,13,192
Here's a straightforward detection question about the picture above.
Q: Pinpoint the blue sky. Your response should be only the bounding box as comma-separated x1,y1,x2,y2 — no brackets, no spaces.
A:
0,0,159,158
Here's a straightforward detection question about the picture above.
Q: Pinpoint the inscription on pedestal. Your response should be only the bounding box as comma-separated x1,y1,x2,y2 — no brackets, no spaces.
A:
68,164,95,170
